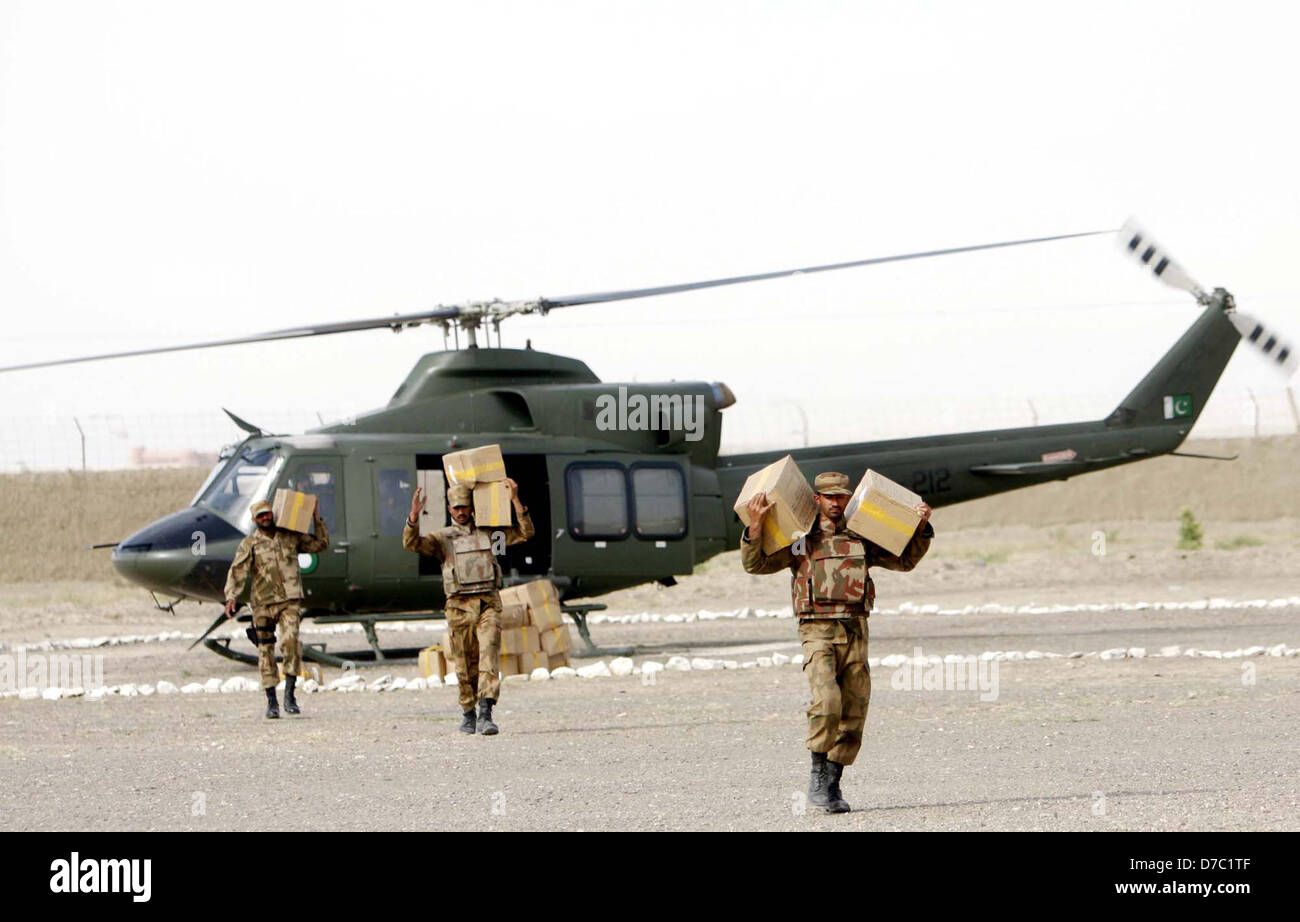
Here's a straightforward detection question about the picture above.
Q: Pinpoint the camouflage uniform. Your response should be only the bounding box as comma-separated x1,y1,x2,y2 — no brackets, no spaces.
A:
223,513,330,689
403,506,534,711
741,476,933,766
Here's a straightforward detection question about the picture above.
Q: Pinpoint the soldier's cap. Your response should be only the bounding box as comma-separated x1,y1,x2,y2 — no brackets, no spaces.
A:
813,472,852,496
447,484,473,506
250,500,273,517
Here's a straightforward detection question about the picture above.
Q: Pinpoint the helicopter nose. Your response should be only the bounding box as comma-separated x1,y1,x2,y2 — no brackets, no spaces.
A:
112,507,245,601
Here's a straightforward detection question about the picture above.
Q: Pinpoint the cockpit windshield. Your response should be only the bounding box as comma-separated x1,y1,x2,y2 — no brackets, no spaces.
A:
194,447,284,529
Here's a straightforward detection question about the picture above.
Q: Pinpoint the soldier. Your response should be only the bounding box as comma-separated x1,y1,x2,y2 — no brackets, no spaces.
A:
403,477,534,736
741,471,933,814
223,499,330,718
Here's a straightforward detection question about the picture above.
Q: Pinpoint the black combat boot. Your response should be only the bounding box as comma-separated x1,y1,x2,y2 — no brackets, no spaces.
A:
459,709,476,734
477,698,499,736
807,751,829,807
264,687,280,719
283,675,300,715
825,760,851,813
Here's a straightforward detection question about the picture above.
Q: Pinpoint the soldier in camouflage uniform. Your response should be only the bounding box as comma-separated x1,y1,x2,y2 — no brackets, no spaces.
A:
223,498,330,718
742,471,932,813
403,477,534,736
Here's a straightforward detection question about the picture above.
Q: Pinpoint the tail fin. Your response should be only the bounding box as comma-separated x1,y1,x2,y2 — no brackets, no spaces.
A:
1104,289,1240,430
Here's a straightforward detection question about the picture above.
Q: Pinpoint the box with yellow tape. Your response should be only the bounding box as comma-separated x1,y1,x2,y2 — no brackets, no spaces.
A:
732,455,817,555
539,625,573,656
498,653,523,677
500,626,540,656
473,481,512,527
279,662,323,683
520,579,564,630
271,488,318,535
518,650,549,672
443,444,506,487
844,469,924,557
418,645,450,681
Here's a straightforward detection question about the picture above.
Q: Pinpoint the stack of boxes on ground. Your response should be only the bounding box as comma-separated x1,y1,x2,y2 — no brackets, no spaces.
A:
417,444,575,681
733,455,923,555
497,578,573,676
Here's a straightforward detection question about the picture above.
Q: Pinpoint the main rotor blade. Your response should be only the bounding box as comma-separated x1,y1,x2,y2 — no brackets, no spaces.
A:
538,229,1115,309
1117,219,1206,301
0,306,465,373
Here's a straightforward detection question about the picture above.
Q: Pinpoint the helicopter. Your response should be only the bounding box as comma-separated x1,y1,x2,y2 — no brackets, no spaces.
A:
3,223,1294,666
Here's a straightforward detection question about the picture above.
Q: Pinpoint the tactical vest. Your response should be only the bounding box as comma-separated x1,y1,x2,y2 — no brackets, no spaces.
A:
441,529,500,597
792,532,874,618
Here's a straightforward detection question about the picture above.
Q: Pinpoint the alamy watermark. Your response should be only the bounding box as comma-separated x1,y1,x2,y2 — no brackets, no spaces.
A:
594,386,705,442
1,650,105,693
889,646,999,701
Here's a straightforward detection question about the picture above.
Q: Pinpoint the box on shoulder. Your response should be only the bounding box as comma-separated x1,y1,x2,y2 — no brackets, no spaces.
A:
733,455,817,555
443,444,506,487
473,481,512,527
845,469,924,557
272,488,318,534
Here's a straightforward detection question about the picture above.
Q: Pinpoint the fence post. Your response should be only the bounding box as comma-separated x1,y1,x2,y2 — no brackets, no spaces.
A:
73,417,86,472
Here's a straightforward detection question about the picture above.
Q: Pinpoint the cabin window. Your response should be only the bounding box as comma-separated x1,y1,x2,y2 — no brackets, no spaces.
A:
565,463,629,540
630,464,688,539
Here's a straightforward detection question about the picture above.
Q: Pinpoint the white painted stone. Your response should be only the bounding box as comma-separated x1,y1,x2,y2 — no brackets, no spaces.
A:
690,657,717,671
444,671,458,685
41,687,62,700
405,678,426,691
792,653,804,666
1099,648,1127,660
721,661,739,670
577,661,612,678
1128,648,1146,659
550,666,577,679
1159,645,1182,657
504,673,529,683
641,661,664,676
529,668,551,681
771,653,792,666
139,684,155,696
180,683,206,694
156,681,179,695
757,657,774,668
203,678,222,693
609,657,635,677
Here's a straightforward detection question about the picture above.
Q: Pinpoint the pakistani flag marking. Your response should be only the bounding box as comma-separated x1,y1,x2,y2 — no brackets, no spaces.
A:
1163,394,1193,419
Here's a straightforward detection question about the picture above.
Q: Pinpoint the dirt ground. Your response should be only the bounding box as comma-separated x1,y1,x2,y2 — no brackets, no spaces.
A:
1,517,1297,832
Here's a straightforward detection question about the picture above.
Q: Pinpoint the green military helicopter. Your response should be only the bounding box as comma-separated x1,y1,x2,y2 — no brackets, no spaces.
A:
4,223,1293,665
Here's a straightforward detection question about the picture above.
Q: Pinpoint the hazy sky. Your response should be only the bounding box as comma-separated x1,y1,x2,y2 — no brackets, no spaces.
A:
3,1,1298,450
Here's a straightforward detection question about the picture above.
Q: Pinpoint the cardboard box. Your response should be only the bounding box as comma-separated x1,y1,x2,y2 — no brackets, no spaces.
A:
518,650,549,673
473,481,512,527
539,625,573,656
545,652,570,671
520,579,564,630
443,444,506,487
416,469,446,534
500,602,529,630
733,455,817,555
272,488,318,535
279,662,323,683
500,626,540,656
498,654,522,677
418,646,450,681
845,469,924,557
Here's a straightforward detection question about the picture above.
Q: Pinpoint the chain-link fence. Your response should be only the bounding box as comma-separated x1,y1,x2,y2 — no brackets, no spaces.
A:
2,389,1296,472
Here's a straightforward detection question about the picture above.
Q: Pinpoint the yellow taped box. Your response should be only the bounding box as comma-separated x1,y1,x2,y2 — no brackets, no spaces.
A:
500,626,540,656
279,662,323,683
539,625,573,656
845,469,924,557
473,481,512,527
518,650,549,673
443,444,506,487
546,652,570,670
272,488,318,535
500,602,529,630
418,646,450,680
732,455,817,555
520,579,564,630
499,654,523,677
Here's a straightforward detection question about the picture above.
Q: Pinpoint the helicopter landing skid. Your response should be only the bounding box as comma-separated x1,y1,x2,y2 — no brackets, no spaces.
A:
562,603,634,658
201,637,424,667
